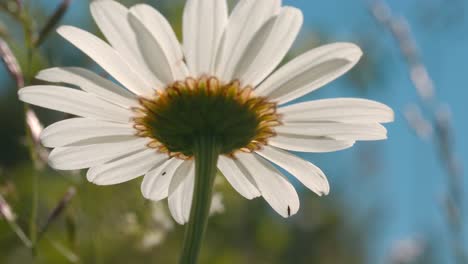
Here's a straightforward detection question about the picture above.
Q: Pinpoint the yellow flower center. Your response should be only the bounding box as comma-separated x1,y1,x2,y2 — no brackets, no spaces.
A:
132,76,280,159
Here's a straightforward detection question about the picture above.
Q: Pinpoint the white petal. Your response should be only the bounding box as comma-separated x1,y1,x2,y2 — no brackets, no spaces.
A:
269,134,355,153
141,158,184,201
48,137,148,170
87,148,167,185
183,0,228,75
233,7,303,87
237,152,299,218
18,86,133,123
36,67,137,108
256,146,329,196
130,4,188,80
278,98,394,123
214,0,281,82
168,161,194,224
40,118,135,148
276,123,388,141
255,43,363,105
217,156,260,199
128,12,176,84
90,0,163,88
57,26,155,97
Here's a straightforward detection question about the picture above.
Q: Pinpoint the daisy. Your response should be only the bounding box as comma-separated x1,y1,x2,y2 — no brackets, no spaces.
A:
19,0,393,226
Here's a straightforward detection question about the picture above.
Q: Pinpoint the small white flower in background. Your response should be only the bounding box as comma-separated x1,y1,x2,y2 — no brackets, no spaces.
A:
151,202,175,232
122,212,140,235
141,230,166,250
18,0,393,224
209,193,225,215
137,197,224,250
140,202,175,249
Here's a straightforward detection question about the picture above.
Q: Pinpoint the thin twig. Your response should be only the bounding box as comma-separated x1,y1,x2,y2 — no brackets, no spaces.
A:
45,237,80,263
0,11,40,257
0,37,24,87
1,194,32,248
1,2,78,261
15,0,23,12
35,0,72,47
38,187,76,242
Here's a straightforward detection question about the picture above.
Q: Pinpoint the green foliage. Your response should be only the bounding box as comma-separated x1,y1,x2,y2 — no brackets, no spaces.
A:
1,165,368,264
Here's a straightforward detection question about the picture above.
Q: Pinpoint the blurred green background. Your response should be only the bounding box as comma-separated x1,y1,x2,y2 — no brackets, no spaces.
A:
0,0,466,263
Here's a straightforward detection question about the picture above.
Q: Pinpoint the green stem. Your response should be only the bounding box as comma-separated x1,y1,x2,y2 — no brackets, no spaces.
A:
18,5,39,259
29,169,38,256
34,0,71,48
7,218,32,248
179,136,219,264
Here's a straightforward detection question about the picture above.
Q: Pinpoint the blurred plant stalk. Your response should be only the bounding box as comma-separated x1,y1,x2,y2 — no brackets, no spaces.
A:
0,37,24,86
38,187,77,241
0,0,74,260
35,0,71,47
1,193,32,248
369,1,465,263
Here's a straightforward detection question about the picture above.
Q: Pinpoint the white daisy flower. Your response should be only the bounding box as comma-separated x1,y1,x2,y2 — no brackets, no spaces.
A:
18,0,393,225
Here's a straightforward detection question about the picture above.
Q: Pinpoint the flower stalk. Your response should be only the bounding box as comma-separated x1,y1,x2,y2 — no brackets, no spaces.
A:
179,136,220,264
35,0,72,47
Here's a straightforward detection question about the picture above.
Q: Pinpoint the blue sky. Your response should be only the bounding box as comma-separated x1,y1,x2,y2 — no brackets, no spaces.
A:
284,0,467,263
2,0,468,263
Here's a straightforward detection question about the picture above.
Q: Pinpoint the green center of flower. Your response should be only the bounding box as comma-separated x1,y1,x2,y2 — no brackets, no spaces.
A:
133,77,280,159
132,76,280,159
